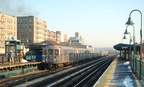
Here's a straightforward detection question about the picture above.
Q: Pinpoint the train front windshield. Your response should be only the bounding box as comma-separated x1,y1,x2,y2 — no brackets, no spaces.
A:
43,49,59,62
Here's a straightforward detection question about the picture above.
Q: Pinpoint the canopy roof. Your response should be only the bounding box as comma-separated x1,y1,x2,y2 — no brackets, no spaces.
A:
5,37,20,42
30,40,60,46
29,40,61,50
113,43,140,51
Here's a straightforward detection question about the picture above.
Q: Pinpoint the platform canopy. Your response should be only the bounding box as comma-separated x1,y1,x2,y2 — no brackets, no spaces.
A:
113,43,140,51
5,37,20,42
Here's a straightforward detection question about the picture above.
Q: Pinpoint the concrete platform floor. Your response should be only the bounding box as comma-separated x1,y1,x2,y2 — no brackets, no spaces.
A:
94,56,144,87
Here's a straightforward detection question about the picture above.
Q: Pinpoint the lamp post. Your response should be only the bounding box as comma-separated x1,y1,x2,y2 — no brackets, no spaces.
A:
123,32,133,67
121,34,126,42
124,25,136,54
124,25,136,72
125,9,142,79
122,34,126,39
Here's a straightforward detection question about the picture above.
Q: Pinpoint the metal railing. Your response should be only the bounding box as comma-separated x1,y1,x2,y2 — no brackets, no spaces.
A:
130,55,144,80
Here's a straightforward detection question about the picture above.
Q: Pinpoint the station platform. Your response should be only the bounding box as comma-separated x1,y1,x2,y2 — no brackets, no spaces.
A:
0,62,41,70
94,55,144,87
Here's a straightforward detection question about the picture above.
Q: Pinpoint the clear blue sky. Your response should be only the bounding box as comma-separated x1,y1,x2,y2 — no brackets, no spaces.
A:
0,0,144,48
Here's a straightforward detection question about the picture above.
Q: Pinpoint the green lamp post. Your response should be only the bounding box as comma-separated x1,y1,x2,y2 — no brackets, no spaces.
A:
122,35,127,39
125,9,142,79
124,25,136,72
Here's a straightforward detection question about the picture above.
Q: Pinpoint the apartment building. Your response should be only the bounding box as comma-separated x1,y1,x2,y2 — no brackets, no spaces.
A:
0,13,17,53
46,30,61,43
63,34,68,42
17,16,47,45
55,31,61,43
17,16,61,46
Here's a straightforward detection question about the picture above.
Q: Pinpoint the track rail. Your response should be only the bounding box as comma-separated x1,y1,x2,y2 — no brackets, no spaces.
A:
73,57,114,87
46,56,115,87
26,55,116,87
0,57,102,87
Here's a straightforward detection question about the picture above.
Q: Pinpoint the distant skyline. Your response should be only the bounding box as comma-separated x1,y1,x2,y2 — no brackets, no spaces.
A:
0,0,144,48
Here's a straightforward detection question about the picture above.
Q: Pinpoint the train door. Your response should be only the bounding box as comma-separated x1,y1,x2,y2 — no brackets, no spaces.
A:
54,49,59,62
42,49,48,62
47,49,59,63
47,49,53,63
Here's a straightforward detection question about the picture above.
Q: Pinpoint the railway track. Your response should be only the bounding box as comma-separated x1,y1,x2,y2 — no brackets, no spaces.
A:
44,56,115,87
0,57,99,86
72,57,114,87
0,55,116,87
17,55,116,87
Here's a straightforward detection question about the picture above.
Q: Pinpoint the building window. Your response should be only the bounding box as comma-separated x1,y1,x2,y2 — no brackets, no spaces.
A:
29,20,32,23
29,25,31,28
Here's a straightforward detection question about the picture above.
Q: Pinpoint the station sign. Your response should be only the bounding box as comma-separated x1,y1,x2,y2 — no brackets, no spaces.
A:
121,46,128,49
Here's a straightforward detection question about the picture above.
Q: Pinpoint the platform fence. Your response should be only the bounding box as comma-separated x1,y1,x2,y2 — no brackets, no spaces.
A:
130,55,144,80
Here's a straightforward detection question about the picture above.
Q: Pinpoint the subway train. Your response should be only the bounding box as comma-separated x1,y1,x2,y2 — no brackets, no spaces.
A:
42,41,108,68
27,40,109,69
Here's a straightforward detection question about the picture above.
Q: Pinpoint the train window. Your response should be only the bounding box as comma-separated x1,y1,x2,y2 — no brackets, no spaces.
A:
60,49,64,54
64,50,68,55
43,49,47,55
48,49,53,55
54,49,59,55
